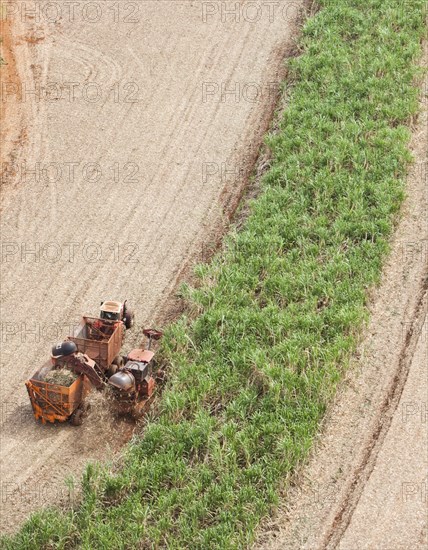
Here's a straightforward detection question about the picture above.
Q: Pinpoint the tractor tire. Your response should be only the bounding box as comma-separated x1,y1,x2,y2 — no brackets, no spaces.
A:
155,369,166,384
113,355,124,368
70,408,84,426
124,311,134,330
107,356,124,377
107,364,118,377
107,366,117,377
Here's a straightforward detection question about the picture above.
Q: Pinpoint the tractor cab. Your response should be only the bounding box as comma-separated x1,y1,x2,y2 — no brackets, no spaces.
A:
100,300,134,329
100,301,122,322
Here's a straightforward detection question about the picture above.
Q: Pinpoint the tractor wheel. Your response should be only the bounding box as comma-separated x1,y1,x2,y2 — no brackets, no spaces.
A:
113,355,124,368
155,369,166,384
70,408,84,426
124,311,134,330
106,364,117,377
107,356,123,377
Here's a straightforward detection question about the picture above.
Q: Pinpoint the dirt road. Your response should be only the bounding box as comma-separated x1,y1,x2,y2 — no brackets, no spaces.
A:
0,0,306,533
256,47,427,550
337,313,427,550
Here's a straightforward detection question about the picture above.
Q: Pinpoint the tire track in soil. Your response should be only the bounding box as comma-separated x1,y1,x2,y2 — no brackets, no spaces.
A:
324,284,427,549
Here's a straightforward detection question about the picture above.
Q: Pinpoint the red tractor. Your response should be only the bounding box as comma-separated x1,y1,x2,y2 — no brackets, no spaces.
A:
108,329,163,419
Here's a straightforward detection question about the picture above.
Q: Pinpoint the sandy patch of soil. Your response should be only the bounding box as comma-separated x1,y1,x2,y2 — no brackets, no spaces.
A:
0,11,25,168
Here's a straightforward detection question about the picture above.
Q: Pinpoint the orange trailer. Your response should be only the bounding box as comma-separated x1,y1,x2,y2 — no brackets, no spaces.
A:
25,343,105,425
25,360,92,425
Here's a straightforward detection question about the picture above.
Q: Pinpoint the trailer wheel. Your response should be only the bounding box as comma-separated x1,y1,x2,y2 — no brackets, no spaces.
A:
70,408,84,426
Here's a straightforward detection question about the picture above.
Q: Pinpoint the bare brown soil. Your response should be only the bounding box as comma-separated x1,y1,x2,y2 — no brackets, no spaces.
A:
0,0,308,534
255,44,428,550
0,14,24,167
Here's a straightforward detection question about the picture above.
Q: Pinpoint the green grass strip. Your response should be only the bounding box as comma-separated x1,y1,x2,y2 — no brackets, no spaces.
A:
2,1,426,548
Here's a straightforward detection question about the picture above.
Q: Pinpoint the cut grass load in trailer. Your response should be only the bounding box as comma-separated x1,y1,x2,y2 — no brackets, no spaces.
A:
2,0,426,548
